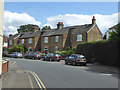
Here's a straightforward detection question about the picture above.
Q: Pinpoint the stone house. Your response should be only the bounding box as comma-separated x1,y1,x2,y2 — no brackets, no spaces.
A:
41,16,102,53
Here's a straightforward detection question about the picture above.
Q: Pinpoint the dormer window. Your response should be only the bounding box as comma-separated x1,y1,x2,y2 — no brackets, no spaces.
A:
29,38,32,44
21,39,24,44
77,34,82,41
44,37,48,43
55,36,59,42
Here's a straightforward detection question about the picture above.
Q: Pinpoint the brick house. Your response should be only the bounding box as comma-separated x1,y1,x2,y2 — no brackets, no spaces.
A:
3,36,9,51
41,16,102,53
8,25,46,52
8,33,24,49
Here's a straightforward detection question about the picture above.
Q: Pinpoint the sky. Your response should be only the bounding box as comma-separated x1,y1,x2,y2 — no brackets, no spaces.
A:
4,2,118,36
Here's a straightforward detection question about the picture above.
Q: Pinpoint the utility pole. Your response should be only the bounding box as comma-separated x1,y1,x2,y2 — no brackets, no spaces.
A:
0,0,4,76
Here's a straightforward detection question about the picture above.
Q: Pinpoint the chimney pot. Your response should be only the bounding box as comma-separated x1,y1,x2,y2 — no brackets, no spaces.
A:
92,16,96,24
57,22,64,29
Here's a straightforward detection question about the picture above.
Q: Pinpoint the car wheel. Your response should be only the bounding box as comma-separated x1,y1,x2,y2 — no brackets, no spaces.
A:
73,62,76,66
84,63,86,66
65,61,68,65
49,58,52,61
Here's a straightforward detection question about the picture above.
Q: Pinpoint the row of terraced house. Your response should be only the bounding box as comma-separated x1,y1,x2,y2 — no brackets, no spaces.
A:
8,16,102,53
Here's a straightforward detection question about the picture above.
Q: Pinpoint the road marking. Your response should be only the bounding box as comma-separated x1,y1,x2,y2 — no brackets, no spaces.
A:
32,71,47,90
24,70,46,90
100,73,112,76
27,72,34,89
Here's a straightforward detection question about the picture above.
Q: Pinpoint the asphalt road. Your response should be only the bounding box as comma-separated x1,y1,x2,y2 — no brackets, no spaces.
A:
3,57,119,89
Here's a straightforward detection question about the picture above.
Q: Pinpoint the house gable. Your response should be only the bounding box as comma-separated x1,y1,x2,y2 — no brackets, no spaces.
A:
87,24,102,42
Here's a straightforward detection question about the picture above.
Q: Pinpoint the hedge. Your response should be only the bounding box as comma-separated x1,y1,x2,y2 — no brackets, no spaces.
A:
75,41,119,67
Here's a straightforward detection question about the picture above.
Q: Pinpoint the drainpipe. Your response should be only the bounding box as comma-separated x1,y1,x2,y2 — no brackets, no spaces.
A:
0,0,4,77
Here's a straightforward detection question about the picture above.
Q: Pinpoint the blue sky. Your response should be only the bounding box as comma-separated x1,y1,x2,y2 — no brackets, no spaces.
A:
4,2,118,36
4,2,118,26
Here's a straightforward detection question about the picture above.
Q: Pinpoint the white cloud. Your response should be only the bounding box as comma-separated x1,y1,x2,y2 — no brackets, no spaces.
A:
4,11,41,36
44,13,118,35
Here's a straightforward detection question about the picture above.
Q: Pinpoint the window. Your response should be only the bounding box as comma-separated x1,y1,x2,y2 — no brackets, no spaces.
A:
29,38,32,44
21,39,24,44
44,47,48,51
55,36,59,42
44,37,48,43
9,40,12,45
77,34,82,41
54,46,59,53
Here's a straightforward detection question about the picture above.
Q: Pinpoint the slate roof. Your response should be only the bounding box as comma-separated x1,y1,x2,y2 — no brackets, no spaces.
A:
8,33,23,40
42,24,94,37
109,24,118,30
19,31,41,39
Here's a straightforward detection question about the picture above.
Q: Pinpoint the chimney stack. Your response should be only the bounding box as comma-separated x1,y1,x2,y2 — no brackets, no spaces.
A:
57,22,64,29
92,16,96,24
9,34,13,37
33,25,39,32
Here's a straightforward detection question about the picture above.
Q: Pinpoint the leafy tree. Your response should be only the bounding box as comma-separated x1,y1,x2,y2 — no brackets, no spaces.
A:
8,45,24,54
103,34,106,40
42,26,51,30
109,24,120,42
17,24,40,33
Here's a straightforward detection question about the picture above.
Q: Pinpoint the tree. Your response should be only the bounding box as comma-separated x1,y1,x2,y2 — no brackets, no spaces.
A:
17,24,40,33
8,45,24,54
42,26,51,30
109,24,120,42
103,34,106,40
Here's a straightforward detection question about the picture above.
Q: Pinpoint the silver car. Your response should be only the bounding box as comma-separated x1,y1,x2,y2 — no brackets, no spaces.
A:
9,52,23,58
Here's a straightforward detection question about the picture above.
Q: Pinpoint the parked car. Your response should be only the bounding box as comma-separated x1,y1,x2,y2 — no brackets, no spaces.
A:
24,52,41,60
2,52,9,57
9,52,23,58
65,54,87,66
44,53,61,62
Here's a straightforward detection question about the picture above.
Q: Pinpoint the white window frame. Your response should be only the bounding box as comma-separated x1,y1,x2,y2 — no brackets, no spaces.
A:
44,47,48,51
54,46,59,52
9,40,12,45
77,34,82,41
44,37,48,43
21,39,24,44
55,36,59,42
29,38,32,44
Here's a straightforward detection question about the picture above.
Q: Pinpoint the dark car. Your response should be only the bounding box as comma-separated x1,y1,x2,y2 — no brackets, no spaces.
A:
9,52,23,58
2,52,9,57
65,54,87,66
44,53,61,62
24,52,40,60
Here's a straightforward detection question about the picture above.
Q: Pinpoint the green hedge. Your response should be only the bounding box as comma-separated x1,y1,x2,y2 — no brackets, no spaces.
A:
75,41,119,67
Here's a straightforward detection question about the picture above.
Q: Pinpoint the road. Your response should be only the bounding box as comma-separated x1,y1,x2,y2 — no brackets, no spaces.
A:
2,57,119,89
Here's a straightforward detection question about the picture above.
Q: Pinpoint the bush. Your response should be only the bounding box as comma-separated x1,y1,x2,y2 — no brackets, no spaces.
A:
57,46,77,57
8,45,24,54
75,40,118,67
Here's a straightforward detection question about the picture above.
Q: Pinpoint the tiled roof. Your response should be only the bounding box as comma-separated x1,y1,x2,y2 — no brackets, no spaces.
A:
42,24,93,36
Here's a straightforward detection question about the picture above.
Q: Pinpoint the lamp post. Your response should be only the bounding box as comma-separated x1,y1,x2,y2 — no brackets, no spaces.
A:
0,0,4,76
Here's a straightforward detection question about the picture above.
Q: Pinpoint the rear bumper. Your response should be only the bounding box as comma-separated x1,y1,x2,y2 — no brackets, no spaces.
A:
76,61,86,64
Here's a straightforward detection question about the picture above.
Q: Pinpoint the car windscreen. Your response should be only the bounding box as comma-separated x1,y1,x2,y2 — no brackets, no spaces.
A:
77,55,85,59
55,54,61,56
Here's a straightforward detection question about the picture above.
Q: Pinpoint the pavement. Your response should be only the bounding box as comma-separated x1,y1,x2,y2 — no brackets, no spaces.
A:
2,60,35,89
